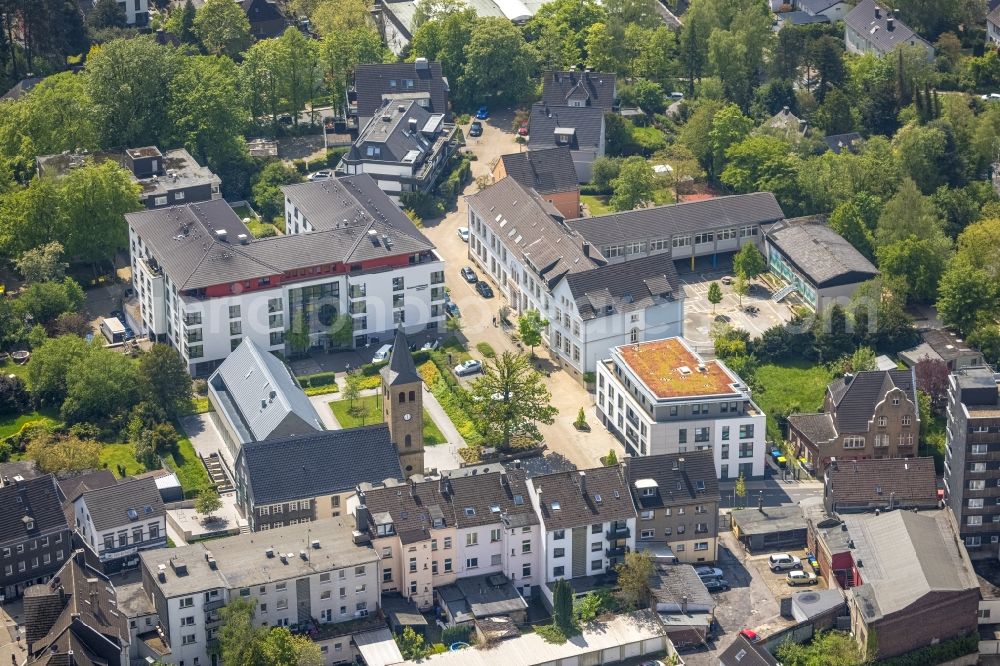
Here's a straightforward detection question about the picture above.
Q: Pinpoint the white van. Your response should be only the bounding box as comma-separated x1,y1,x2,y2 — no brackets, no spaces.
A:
372,344,393,363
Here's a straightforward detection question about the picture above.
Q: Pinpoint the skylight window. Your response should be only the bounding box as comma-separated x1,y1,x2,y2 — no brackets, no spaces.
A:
127,509,138,521
465,507,476,516
594,494,602,503
513,495,524,505
613,490,620,499
695,481,706,492
490,504,501,513
551,501,561,511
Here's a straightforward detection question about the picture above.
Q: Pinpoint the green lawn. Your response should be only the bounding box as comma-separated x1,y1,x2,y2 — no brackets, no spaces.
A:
163,427,214,497
100,443,148,478
920,413,947,474
232,205,255,220
328,395,448,445
754,362,834,445
581,195,612,216
0,410,59,438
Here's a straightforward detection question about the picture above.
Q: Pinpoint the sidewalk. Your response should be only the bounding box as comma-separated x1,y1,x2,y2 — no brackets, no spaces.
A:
0,598,25,666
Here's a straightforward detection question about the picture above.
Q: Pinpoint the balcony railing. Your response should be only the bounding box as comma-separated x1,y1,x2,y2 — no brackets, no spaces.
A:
606,525,630,540
204,599,225,612
606,546,626,558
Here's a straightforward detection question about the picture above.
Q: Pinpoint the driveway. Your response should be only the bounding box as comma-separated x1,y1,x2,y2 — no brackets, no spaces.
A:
179,414,235,477
420,109,623,470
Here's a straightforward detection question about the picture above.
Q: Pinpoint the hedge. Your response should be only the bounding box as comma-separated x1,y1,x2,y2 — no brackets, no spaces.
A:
418,360,483,447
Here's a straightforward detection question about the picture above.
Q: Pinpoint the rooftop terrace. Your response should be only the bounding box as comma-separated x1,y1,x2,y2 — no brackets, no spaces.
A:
612,337,743,401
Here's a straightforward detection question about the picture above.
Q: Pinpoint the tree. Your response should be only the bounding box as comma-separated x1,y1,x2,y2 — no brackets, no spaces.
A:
193,0,251,58
734,273,748,308
734,472,746,508
616,550,654,610
720,135,796,199
252,162,304,220
177,0,198,44
812,304,853,362
276,28,320,128
591,156,621,193
733,243,766,280
609,156,655,211
622,79,666,115
259,627,324,666
138,344,193,417
707,282,723,314
813,88,856,135
87,0,127,29
168,55,247,169
15,242,67,284
876,236,951,304
915,357,950,410
875,179,946,249
27,432,102,474
849,279,918,353
0,375,29,415
396,626,428,660
195,489,223,520
410,7,476,98
329,314,353,349
28,335,91,406
86,37,178,149
829,199,875,261
808,35,845,102
16,278,85,328
469,352,557,451
552,579,574,632
707,104,753,179
892,123,958,194
459,18,537,107
54,313,91,338
343,370,361,406
133,430,159,470
776,630,865,666
61,347,140,424
603,449,618,466
842,346,877,374
518,310,548,357
936,257,991,335
218,599,263,666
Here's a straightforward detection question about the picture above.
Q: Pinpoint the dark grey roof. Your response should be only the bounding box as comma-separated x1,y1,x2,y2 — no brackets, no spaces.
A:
57,470,117,503
921,329,982,363
730,505,807,536
382,328,421,386
529,466,636,531
845,0,930,53
990,4,1000,27
239,0,287,38
239,425,403,506
528,103,604,153
567,193,785,249
787,412,837,443
0,475,69,546
1,76,41,101
650,564,714,609
625,451,720,510
498,147,578,195
565,252,680,321
829,369,916,433
453,573,527,617
355,61,449,121
541,71,616,111
823,132,864,154
765,219,878,288
467,177,600,289
826,457,938,510
719,635,780,666
209,338,323,444
127,176,436,291
348,98,447,164
777,10,830,24
0,461,41,482
79,477,164,532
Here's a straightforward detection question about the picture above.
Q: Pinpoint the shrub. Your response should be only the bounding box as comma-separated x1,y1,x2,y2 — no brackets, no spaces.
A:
400,191,445,219
292,159,307,174
476,342,496,358
535,624,569,645
441,625,471,645
325,147,347,168
304,371,337,387
192,379,208,396
875,635,977,666
583,371,596,384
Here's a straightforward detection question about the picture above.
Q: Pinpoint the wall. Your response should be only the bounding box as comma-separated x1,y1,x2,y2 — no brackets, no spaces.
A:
502,524,541,596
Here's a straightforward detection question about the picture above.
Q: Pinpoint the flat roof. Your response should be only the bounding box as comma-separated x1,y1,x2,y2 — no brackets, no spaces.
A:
612,337,743,400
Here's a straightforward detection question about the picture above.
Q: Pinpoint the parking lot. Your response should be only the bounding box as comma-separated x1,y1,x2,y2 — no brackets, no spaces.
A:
679,266,800,348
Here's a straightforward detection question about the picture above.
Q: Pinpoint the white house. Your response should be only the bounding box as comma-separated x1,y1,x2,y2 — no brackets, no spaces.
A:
988,5,1000,45
526,467,636,605
72,477,166,574
126,175,445,375
843,0,934,60
596,337,767,480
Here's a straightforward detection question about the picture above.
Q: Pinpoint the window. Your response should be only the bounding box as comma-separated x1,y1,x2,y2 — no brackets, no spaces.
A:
180,597,194,609
409,558,417,573
694,542,709,551
432,561,439,575
967,536,982,547
969,515,983,526
522,540,531,554
640,510,654,520
491,554,501,566
444,537,452,549
229,305,240,319
844,436,865,449
553,530,565,540
491,528,501,542
444,559,453,573
466,533,478,546
739,424,754,439
877,416,887,427
640,529,654,539
678,429,687,444
181,616,195,626
973,444,989,455
722,426,730,441
970,480,986,490
591,542,602,552
901,415,911,426
970,498,985,508
694,427,710,443
268,298,282,313
522,562,531,577
892,397,900,405
182,634,197,645
277,599,288,610
355,566,366,577
553,566,565,577
591,559,603,571
553,548,565,558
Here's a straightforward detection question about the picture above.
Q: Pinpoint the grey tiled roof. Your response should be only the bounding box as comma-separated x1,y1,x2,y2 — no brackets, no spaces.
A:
58,470,117,503
719,635,780,666
355,62,449,121
845,0,930,53
239,425,403,506
529,466,636,531
528,103,604,154
829,369,916,433
498,147,578,195
127,175,436,290
826,457,938,509
765,219,878,288
787,412,837,443
0,475,69,546
823,132,864,154
80,477,164,532
566,193,785,248
565,252,680,321
1,76,41,101
625,450,720,510
382,328,421,387
348,99,446,164
209,338,323,443
541,71,616,111
467,177,599,289
990,4,1000,27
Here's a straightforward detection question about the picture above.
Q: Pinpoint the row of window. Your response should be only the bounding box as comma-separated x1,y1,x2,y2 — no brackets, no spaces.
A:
844,434,914,449
258,500,312,516
4,550,62,576
100,523,161,552
2,532,62,558
639,523,709,536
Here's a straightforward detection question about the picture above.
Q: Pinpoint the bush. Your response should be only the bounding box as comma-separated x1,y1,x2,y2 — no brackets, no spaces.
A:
303,371,337,387
437,155,473,199
874,635,977,666
292,159,307,174
400,191,446,220
476,342,496,358
192,379,208,396
325,147,347,169
535,624,570,644
441,625,471,645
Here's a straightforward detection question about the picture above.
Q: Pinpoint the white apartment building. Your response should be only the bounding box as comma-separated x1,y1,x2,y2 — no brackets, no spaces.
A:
525,467,636,604
597,337,767,480
466,176,684,380
138,519,380,666
126,175,445,375
72,477,166,574
355,468,541,612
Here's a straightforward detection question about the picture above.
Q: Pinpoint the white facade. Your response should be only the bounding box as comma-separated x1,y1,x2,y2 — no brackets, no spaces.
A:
466,208,683,376
455,522,541,597
990,15,1000,45
112,0,148,25
72,497,166,567
596,339,767,480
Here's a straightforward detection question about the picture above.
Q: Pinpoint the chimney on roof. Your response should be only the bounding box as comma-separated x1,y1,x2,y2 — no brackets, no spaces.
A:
415,57,429,70
578,471,587,497
408,117,418,133
886,16,894,30
409,476,417,497
582,242,590,258
874,6,880,18
844,373,853,385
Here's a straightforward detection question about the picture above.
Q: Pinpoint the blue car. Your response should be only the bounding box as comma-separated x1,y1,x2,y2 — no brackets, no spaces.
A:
476,106,489,119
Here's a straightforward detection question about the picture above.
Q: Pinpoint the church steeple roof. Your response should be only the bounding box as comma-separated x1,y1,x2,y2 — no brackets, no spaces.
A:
381,328,421,386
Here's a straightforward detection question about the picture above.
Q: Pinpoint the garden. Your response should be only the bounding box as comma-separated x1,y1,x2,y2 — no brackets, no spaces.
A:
327,395,447,445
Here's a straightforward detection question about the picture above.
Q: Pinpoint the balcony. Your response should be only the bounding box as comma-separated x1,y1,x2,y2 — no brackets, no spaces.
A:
204,599,225,612
606,546,626,558
606,525,630,540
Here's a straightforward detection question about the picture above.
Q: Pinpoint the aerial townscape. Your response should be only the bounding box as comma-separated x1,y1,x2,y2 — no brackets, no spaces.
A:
4,1,1000,666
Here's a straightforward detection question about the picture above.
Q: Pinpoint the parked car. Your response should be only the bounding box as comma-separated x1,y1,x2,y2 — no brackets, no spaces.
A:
476,106,489,119
308,170,332,181
457,227,470,242
695,566,724,580
703,578,730,593
475,280,494,298
444,302,461,318
278,113,294,126
460,267,478,283
372,343,393,363
454,359,483,376
720,275,733,285
669,91,685,101
518,123,528,136
769,553,802,571
786,570,818,586
421,339,440,351
739,629,760,643
468,121,483,137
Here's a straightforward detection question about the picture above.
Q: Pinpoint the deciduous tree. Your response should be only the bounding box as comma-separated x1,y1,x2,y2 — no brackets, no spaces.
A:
609,156,655,211
707,282,722,314
459,18,537,107
517,310,548,356
168,55,247,169
469,352,557,451
251,162,303,220
28,432,101,474
733,243,766,280
193,0,251,58
15,242,67,284
616,550,654,610
195,488,223,520
138,344,193,417
61,347,139,423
